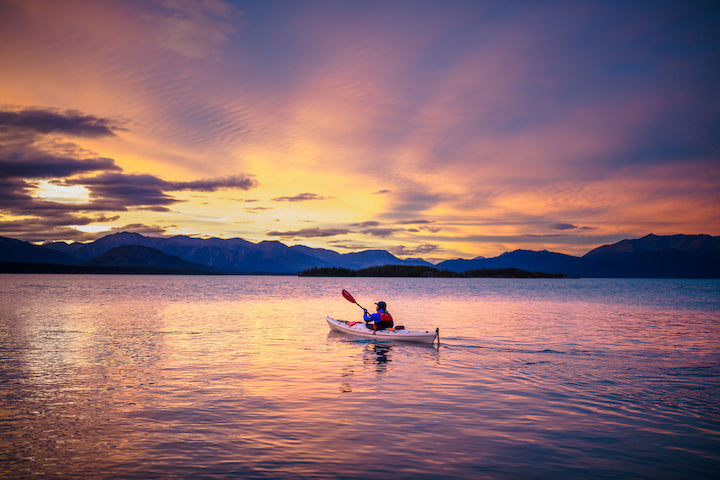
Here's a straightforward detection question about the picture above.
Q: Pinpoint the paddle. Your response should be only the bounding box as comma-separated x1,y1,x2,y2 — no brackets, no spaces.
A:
342,289,368,314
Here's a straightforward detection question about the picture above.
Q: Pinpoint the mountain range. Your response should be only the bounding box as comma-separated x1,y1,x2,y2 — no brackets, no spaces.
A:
435,234,720,278
1,232,719,278
0,232,431,274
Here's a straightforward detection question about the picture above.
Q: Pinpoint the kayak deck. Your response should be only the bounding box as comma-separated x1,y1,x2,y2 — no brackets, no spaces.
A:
326,317,438,344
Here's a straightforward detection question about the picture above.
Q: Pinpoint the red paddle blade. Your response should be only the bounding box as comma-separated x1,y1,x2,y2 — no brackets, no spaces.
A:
342,289,356,303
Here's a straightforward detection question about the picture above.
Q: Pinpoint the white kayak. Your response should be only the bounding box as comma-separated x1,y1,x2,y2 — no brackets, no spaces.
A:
326,317,438,344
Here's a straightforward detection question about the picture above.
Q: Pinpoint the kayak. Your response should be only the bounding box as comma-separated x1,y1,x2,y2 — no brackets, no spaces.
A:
326,317,438,344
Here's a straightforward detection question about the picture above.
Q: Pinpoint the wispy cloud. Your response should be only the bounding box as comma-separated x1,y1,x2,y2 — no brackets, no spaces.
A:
271,193,329,202
389,244,441,257
349,221,381,228
549,223,595,231
106,223,171,237
360,227,405,238
267,227,350,238
154,0,240,58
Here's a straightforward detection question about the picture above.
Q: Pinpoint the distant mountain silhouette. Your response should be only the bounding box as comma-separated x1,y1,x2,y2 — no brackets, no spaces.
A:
82,245,214,272
1,232,718,277
584,234,720,258
436,234,720,278
577,234,720,278
435,256,486,272
39,232,432,273
1,236,79,265
438,250,577,275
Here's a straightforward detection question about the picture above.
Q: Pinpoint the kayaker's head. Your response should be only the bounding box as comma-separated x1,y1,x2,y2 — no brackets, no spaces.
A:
375,301,387,311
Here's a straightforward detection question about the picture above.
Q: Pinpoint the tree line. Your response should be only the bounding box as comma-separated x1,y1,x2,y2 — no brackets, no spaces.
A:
299,265,570,278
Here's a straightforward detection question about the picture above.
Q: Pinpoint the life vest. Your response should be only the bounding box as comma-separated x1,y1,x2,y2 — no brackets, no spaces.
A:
367,310,393,330
378,311,393,323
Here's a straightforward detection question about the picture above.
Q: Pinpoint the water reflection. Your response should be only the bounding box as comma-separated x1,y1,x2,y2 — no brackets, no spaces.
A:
337,343,395,393
363,343,392,372
333,338,442,395
2,275,718,480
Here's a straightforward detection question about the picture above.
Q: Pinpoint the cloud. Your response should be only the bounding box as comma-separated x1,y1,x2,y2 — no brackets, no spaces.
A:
0,105,259,240
2,220,172,243
345,219,442,237
0,177,34,206
550,223,579,231
0,213,120,242
0,107,123,138
1,169,259,234
64,173,177,208
107,223,171,237
348,220,441,236
327,240,371,249
271,192,329,202
360,227,405,238
245,206,272,213
267,227,350,238
549,223,595,231
1,177,116,217
389,244,441,256
0,107,124,180
0,150,121,179
396,219,433,225
383,189,451,219
155,0,240,58
64,172,258,209
349,221,381,228
165,174,257,192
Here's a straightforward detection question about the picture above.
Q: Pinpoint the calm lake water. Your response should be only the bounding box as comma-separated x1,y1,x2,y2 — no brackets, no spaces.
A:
1,275,719,479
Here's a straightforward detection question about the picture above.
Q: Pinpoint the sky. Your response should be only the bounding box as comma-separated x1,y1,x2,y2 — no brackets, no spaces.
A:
0,0,718,261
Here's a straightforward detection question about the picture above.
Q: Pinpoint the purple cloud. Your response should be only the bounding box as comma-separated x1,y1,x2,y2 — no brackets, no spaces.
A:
349,221,382,228
0,150,120,179
360,227,405,238
390,244,441,256
272,193,329,202
267,227,350,238
0,107,123,138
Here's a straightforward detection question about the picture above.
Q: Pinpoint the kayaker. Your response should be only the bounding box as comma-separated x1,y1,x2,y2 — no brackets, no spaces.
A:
363,301,394,330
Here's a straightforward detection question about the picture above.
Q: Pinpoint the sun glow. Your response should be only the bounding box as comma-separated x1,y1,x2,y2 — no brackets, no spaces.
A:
75,225,113,234
33,181,90,204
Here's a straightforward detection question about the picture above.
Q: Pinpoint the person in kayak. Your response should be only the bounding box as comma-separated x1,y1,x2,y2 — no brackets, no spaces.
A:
363,301,394,330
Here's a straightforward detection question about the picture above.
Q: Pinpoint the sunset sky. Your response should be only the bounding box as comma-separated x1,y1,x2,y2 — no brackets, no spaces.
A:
1,0,718,261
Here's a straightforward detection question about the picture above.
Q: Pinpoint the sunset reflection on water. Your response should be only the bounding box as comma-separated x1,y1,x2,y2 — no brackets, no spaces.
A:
1,275,719,479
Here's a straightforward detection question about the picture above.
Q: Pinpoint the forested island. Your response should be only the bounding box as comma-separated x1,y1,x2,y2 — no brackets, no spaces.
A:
299,265,571,278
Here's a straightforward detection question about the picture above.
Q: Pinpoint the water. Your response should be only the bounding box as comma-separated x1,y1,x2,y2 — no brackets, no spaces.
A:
1,275,718,479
